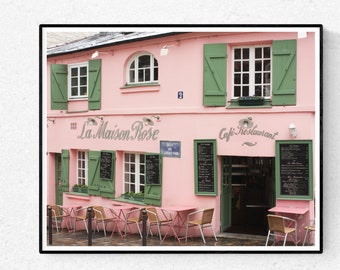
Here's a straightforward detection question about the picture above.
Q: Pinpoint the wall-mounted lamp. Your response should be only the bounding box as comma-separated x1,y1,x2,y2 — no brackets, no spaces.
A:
47,118,55,124
96,116,104,121
143,115,161,126
289,123,297,138
238,117,253,128
160,43,178,56
87,117,98,125
91,50,112,59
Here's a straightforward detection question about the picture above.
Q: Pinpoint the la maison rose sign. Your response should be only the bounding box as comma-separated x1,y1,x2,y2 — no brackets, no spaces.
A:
77,120,159,141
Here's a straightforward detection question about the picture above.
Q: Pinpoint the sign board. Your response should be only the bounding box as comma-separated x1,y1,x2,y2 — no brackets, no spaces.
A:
146,153,161,185
275,140,313,200
160,141,181,158
194,139,217,196
100,151,113,180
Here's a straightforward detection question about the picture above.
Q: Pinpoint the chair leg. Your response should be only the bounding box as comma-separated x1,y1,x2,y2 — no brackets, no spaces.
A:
303,228,309,246
198,225,206,244
157,224,162,241
283,234,287,246
210,225,217,242
265,231,270,246
136,223,142,238
185,223,189,242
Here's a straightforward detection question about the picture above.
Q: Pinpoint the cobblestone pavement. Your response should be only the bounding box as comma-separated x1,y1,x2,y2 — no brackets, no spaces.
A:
46,229,286,247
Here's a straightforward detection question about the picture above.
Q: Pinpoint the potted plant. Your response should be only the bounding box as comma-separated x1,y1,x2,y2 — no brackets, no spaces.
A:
238,96,265,106
123,192,144,201
72,184,88,193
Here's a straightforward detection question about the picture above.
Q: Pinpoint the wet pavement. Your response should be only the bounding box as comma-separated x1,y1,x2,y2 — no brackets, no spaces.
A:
46,228,300,248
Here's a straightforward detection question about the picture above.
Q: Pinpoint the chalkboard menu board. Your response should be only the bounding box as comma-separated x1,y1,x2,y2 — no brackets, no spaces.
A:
194,140,217,195
100,151,113,179
276,140,313,200
146,154,161,185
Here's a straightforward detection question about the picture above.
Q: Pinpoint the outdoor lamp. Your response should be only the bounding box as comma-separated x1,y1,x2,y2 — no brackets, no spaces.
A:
91,50,112,59
289,123,297,138
160,46,169,56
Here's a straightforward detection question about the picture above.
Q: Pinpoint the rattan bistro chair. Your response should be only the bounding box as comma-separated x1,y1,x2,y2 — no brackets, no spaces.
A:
185,208,217,244
48,205,70,233
303,220,316,246
146,207,174,241
124,208,144,238
74,206,94,234
93,206,119,237
265,214,297,246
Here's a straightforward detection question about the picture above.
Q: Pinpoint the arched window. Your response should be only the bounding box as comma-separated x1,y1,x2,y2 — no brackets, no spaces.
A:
127,53,158,84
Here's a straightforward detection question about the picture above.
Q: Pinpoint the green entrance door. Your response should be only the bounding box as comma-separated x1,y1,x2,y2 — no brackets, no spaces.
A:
55,154,63,205
220,156,232,231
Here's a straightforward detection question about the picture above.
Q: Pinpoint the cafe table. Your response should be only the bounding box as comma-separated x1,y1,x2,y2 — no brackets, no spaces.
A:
161,205,196,241
110,204,138,237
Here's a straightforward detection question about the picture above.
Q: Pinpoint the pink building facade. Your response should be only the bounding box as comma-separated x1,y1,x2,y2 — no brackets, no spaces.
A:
44,28,320,244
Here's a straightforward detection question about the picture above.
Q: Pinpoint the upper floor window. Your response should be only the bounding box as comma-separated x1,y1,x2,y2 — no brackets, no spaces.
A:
232,46,271,98
127,53,158,84
68,62,88,99
50,59,101,110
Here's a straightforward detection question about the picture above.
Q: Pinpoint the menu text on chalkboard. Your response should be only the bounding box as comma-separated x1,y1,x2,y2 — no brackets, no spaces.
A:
194,140,217,195
146,154,161,185
100,151,113,179
276,140,313,200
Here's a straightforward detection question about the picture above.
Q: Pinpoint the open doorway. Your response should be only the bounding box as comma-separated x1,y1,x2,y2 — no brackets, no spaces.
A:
221,156,275,236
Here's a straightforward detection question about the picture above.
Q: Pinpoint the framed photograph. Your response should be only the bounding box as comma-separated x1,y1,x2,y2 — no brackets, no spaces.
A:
40,24,322,253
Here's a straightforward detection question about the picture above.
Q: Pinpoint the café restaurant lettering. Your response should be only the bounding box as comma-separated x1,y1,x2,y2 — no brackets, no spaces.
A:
78,120,159,141
219,125,279,142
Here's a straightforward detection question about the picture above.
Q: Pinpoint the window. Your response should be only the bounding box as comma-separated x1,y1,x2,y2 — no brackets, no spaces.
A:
127,53,158,84
68,62,88,99
123,153,145,193
50,59,101,110
233,46,271,98
77,150,88,185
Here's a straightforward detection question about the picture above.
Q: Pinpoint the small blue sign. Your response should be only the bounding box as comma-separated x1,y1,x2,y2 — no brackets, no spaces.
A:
160,141,181,158
178,91,183,99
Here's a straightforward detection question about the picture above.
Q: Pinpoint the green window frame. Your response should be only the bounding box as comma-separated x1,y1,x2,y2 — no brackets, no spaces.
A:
194,139,217,196
203,40,297,107
275,140,313,200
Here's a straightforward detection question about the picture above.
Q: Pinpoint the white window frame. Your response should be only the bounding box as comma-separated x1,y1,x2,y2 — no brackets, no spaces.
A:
232,45,272,98
77,150,88,186
123,152,145,193
68,62,88,100
126,53,158,84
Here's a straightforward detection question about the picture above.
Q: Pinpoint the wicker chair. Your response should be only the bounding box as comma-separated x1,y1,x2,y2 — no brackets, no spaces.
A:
93,206,119,237
124,208,144,238
266,214,297,246
185,208,217,244
48,205,70,233
146,207,174,241
303,220,315,246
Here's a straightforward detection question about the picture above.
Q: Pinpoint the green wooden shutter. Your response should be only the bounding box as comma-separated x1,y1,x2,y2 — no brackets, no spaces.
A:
61,149,69,192
144,153,163,206
88,151,100,196
50,64,68,110
203,44,227,106
88,59,101,110
272,40,297,106
99,151,116,199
